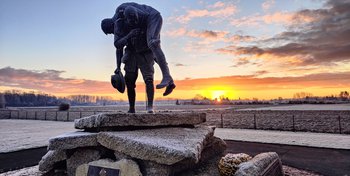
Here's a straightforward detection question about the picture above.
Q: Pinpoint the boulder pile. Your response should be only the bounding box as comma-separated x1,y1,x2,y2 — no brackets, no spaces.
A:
38,112,227,176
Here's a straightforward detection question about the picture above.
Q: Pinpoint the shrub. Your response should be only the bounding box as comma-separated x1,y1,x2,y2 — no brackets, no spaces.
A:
59,103,70,111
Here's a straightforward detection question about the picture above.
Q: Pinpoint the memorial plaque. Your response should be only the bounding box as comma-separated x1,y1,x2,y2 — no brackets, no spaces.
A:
87,165,120,176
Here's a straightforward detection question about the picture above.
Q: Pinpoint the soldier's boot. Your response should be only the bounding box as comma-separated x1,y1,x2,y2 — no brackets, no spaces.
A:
126,80,136,114
145,79,154,113
149,44,174,89
163,82,176,96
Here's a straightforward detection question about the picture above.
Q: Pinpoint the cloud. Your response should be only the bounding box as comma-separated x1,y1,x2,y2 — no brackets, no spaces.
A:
221,0,350,67
262,0,275,11
230,10,321,27
173,2,237,23
165,28,255,43
2,67,350,99
174,63,186,67
173,71,350,91
0,67,117,94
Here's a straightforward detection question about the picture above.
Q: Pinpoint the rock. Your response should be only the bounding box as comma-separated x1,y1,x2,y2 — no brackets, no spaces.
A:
218,153,252,176
38,150,67,172
235,152,283,176
48,131,98,150
200,136,227,162
97,126,214,166
74,112,206,130
138,160,172,176
75,159,142,176
66,149,101,176
111,136,226,176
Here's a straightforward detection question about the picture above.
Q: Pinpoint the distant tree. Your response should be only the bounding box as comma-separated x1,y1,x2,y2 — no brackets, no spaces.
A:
339,91,349,100
194,94,204,100
0,93,6,108
59,103,70,111
293,92,313,99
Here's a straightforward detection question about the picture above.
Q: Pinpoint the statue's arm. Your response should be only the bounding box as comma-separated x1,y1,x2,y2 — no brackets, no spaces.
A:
114,30,140,49
115,47,123,73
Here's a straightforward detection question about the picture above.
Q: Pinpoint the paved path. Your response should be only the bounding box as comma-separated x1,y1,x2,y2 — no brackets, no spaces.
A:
0,120,75,153
1,120,350,175
215,128,350,149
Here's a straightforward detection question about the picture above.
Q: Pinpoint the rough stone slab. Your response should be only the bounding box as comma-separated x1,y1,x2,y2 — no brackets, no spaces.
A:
76,159,142,176
114,136,226,176
235,152,284,176
74,112,206,130
66,149,101,176
97,126,214,165
38,150,67,172
48,131,98,150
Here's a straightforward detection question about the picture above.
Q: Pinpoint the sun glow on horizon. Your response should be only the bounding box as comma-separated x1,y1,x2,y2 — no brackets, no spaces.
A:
201,86,237,100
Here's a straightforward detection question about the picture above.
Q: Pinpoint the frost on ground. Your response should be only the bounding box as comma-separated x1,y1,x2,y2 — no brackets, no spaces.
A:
0,120,74,153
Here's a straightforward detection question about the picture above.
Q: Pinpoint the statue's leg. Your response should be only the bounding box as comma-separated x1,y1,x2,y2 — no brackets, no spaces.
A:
139,52,155,113
125,71,138,113
147,13,175,89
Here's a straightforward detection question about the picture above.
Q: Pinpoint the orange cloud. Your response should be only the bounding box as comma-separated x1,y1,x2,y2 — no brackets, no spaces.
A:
2,67,350,100
174,3,237,23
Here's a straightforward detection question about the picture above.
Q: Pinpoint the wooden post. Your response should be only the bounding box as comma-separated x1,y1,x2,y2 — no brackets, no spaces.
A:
339,115,342,134
254,114,257,129
220,113,224,128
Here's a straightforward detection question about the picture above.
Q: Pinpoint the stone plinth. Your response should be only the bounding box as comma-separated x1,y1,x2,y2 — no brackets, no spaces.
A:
39,112,230,176
97,126,214,165
74,112,206,130
48,131,98,150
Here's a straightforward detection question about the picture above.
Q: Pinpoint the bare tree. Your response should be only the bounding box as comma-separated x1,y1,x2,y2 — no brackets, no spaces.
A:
0,93,6,108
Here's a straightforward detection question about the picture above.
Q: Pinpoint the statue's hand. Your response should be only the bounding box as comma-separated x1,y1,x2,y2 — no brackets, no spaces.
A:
114,68,121,74
128,28,140,38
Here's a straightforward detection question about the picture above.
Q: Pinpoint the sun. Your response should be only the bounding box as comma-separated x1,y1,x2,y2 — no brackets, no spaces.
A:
201,86,237,100
212,90,226,100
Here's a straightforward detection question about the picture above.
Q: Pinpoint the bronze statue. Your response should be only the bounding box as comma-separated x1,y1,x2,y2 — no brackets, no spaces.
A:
102,3,176,113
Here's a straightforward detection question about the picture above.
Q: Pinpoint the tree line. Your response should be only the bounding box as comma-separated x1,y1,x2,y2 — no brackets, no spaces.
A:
0,90,119,108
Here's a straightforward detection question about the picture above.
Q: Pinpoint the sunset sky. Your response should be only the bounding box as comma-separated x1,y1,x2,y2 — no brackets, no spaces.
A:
1,0,350,100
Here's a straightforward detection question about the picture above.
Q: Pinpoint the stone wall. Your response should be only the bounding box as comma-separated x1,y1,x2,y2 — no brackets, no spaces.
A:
0,110,104,121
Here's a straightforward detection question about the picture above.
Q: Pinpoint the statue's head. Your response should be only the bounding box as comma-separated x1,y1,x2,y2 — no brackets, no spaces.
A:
124,6,139,28
101,18,114,35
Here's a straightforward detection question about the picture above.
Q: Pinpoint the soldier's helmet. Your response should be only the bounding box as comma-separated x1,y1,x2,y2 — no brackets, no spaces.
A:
111,71,126,93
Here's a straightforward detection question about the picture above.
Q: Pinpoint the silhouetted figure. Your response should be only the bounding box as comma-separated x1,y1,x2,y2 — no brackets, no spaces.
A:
102,17,155,113
106,2,176,96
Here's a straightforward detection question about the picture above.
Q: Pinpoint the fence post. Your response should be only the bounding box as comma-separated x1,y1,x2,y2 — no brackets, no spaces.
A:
338,115,342,134
220,113,224,128
25,111,28,119
17,110,20,119
292,115,295,132
254,114,257,129
55,111,58,121
44,111,46,120
67,111,69,121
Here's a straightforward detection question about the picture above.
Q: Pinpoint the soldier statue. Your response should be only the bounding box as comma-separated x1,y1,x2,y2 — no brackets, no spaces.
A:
101,2,176,113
